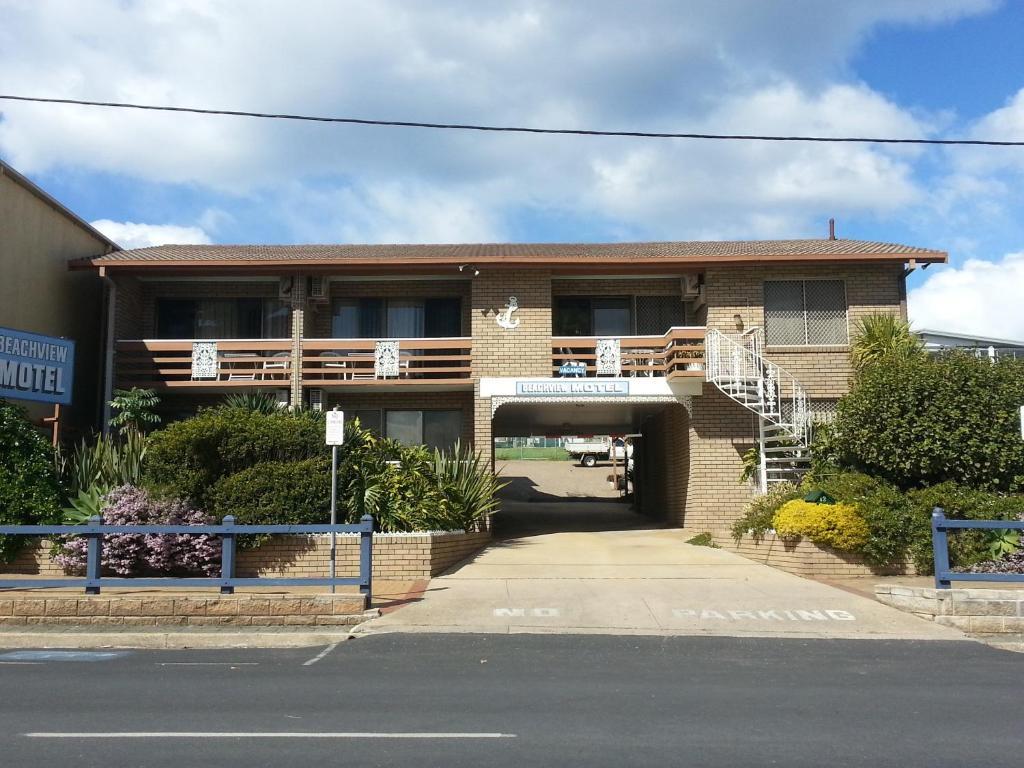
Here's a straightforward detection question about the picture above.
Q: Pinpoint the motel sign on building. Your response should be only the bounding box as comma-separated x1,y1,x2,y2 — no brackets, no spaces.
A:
0,326,75,405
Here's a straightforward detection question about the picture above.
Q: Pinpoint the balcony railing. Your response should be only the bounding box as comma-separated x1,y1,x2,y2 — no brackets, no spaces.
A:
301,337,473,385
115,339,293,388
551,327,706,378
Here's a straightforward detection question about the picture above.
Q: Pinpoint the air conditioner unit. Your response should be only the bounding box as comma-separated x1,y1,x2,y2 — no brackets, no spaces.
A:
278,276,295,300
307,276,329,301
308,388,325,412
681,274,701,299
274,389,290,409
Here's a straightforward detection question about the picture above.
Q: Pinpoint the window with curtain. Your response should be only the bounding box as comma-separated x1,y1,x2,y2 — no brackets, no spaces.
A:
368,409,461,451
330,298,461,338
156,298,289,339
764,280,848,345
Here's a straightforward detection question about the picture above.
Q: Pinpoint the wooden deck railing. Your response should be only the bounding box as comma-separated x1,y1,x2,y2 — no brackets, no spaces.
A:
115,339,293,388
301,338,472,385
551,327,706,379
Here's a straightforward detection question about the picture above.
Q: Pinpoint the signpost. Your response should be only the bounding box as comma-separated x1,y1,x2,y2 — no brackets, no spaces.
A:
0,326,75,443
326,408,345,593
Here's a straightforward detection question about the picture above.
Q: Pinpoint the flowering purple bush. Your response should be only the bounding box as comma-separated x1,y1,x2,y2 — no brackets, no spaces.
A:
55,486,220,576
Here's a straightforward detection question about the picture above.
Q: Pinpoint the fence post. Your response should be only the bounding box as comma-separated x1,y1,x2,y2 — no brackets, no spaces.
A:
85,514,102,595
932,507,951,590
359,514,373,603
220,515,236,596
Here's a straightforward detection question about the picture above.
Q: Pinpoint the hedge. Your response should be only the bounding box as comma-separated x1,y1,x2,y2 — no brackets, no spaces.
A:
0,399,62,562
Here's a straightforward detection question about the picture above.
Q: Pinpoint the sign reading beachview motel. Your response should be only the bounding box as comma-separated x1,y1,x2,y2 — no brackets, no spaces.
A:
0,326,74,405
515,379,629,396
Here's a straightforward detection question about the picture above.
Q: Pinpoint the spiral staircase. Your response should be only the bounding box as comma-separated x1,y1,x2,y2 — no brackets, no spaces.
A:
704,328,813,491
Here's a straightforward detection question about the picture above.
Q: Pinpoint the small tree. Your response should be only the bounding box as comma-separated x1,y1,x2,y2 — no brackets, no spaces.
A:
109,388,161,433
850,313,925,373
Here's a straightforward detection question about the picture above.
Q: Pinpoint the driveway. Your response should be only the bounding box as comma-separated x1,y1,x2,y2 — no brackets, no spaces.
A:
366,518,966,640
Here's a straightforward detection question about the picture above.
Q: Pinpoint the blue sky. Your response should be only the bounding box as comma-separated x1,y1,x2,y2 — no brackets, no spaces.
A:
2,0,1024,337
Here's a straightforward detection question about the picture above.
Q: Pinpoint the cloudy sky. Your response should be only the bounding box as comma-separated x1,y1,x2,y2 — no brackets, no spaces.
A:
2,1,1024,337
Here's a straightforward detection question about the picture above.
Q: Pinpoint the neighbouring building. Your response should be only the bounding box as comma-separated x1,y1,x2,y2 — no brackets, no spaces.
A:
919,328,1024,360
0,160,119,432
73,238,946,533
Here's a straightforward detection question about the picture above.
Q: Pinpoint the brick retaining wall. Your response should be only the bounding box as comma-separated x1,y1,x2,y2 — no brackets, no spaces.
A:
719,532,915,578
1,529,491,582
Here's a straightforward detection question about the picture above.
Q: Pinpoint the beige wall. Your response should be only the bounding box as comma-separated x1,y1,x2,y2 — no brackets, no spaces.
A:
0,171,108,431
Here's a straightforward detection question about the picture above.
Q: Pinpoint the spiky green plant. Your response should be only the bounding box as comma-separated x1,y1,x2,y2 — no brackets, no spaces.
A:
850,313,925,372
431,441,507,532
221,391,282,414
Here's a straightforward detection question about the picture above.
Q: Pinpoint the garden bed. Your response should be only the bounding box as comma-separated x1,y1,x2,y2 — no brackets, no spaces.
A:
720,531,916,578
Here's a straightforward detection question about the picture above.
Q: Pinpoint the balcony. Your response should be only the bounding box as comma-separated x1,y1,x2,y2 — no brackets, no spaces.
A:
301,338,473,386
115,339,293,389
551,327,705,379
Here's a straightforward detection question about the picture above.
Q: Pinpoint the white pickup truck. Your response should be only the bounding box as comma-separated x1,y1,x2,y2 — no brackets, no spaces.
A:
565,437,632,468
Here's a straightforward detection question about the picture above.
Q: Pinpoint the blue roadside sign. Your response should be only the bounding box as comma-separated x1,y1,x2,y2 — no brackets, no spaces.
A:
0,326,75,405
558,362,587,377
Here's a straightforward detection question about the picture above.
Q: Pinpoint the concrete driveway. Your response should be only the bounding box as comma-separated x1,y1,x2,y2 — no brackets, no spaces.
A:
366,504,966,640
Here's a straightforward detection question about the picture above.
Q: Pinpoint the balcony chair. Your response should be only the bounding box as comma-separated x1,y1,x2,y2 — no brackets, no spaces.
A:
260,351,291,381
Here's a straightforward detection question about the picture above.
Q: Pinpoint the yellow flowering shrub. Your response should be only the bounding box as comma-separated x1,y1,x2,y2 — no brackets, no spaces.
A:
772,499,869,552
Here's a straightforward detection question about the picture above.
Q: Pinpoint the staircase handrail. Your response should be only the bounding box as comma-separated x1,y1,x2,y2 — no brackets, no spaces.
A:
704,328,812,446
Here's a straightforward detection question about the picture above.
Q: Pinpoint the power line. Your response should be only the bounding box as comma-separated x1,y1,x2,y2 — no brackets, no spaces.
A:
1,93,1021,147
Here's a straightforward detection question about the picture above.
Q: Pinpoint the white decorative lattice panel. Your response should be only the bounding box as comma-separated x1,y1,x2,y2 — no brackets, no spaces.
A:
191,341,218,380
375,340,400,378
595,338,621,376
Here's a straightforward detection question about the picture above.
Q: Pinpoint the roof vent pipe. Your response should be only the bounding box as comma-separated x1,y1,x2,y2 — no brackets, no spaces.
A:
828,218,836,240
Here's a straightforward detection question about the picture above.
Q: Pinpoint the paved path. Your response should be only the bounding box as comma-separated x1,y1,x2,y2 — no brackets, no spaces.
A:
369,505,965,640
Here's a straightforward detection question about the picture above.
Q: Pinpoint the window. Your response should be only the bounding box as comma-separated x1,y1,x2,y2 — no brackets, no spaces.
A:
358,409,461,451
155,298,289,339
635,295,684,335
553,297,632,336
764,280,847,345
330,298,461,338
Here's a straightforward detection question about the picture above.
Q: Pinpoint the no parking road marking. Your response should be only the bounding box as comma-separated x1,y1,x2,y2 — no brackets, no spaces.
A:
493,608,560,618
672,609,857,621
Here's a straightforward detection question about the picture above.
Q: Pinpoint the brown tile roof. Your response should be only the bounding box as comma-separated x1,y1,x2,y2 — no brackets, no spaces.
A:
82,238,946,269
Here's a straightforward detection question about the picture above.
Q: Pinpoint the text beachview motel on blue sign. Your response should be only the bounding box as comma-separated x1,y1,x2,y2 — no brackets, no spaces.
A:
0,326,75,405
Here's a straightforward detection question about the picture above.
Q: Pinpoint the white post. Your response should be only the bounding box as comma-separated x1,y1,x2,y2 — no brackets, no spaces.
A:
325,408,345,594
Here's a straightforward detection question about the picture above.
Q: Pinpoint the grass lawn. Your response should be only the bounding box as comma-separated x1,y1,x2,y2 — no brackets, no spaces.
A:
495,446,571,461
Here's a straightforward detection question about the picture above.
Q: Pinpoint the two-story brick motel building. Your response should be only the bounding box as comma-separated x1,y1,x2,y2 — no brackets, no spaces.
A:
76,238,946,533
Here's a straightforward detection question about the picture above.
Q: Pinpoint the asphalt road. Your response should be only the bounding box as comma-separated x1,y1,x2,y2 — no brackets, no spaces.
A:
1,634,1021,767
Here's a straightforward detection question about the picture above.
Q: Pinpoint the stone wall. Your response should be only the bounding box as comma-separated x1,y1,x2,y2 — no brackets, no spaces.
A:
0,593,368,627
876,585,1024,643
721,532,915,577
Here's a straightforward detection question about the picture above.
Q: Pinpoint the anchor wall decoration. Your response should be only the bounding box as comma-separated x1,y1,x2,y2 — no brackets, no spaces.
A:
495,296,520,330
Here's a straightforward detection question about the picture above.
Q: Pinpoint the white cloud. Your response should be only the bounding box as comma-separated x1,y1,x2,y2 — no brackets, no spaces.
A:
0,0,999,241
90,219,211,249
908,252,1024,340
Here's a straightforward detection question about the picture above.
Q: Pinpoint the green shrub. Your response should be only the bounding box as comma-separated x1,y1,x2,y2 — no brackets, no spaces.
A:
431,442,506,532
208,456,332,526
144,406,327,504
730,482,802,542
0,399,62,562
773,499,869,552
829,353,1024,491
907,482,1024,573
804,469,916,568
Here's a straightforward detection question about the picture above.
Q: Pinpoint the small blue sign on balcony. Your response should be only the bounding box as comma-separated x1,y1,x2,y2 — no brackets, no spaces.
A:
0,326,75,405
558,362,587,377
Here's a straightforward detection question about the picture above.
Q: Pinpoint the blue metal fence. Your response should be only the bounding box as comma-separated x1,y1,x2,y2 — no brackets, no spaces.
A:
931,508,1024,589
0,515,373,599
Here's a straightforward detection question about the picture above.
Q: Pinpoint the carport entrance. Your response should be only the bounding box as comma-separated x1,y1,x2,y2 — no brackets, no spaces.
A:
490,399,676,538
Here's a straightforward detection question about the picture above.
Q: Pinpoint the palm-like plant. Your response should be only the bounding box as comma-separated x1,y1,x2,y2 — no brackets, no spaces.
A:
432,442,507,532
221,392,282,414
109,388,161,433
850,313,925,372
